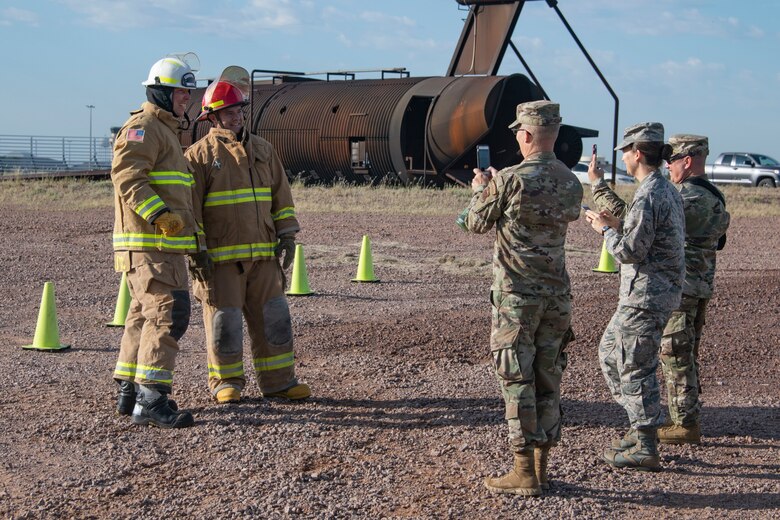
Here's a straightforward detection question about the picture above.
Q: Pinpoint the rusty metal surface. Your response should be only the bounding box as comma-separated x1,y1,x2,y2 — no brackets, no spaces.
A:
448,2,525,76
252,78,427,183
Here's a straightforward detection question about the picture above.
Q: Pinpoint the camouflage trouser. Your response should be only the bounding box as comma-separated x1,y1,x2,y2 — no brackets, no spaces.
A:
490,291,574,453
599,305,669,429
660,295,708,426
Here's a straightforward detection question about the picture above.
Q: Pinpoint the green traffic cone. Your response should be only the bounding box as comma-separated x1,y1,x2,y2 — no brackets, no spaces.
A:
23,282,71,351
352,235,379,283
593,239,619,273
286,244,314,296
107,272,131,327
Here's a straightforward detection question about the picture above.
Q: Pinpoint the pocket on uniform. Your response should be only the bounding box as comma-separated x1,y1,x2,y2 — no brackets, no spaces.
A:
621,380,643,396
134,261,180,293
663,311,686,337
555,327,575,374
491,320,523,380
114,251,131,273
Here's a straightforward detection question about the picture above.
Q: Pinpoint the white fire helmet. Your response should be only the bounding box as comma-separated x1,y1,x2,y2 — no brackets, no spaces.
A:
142,53,199,89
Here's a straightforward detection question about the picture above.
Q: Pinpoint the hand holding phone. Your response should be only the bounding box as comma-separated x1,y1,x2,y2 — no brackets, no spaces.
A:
476,145,491,172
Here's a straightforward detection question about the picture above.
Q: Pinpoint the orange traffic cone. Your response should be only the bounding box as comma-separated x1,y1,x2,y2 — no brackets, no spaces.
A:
23,282,71,351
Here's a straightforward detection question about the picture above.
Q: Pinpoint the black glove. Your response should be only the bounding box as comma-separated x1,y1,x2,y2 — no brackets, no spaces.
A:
275,234,296,270
188,251,214,282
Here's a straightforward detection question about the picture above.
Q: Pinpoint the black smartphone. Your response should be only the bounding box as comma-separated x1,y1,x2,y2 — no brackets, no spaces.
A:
476,145,491,172
592,144,597,156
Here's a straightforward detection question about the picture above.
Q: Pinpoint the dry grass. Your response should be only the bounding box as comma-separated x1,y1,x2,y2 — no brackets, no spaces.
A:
0,178,778,217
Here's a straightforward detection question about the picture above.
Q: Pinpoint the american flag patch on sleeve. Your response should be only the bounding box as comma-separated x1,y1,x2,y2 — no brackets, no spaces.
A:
127,129,145,142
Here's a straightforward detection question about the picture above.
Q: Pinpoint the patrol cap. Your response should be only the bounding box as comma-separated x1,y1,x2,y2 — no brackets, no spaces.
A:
668,134,709,159
614,122,664,151
508,100,562,129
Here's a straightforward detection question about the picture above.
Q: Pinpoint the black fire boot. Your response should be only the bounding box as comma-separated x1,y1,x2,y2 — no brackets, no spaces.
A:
132,393,193,429
116,381,137,416
116,381,177,416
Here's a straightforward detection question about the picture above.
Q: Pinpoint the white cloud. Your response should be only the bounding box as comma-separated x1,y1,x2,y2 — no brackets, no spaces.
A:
60,0,300,32
1,7,40,26
658,57,724,76
359,11,415,27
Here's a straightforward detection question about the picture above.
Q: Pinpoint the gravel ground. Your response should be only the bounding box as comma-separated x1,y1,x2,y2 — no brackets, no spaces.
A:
0,206,778,519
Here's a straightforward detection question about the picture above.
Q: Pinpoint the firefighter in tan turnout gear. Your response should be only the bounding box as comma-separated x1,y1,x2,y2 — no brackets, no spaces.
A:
185,66,310,404
112,53,207,429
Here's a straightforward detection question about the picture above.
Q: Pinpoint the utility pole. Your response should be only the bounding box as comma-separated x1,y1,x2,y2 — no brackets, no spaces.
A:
86,104,95,170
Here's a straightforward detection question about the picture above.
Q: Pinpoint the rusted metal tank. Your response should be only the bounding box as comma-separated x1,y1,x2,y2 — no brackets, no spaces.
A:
184,72,592,185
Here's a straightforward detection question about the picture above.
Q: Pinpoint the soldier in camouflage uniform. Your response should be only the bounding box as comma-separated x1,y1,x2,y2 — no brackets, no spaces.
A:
584,122,685,471
463,101,583,496
658,135,730,444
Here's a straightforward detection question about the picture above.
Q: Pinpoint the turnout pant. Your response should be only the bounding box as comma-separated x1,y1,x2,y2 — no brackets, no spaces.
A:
113,251,191,392
598,305,669,429
193,259,297,395
490,291,573,453
660,295,709,426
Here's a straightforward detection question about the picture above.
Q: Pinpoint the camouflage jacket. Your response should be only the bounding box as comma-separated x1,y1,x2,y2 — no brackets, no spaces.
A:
464,151,583,296
676,177,730,298
591,171,685,312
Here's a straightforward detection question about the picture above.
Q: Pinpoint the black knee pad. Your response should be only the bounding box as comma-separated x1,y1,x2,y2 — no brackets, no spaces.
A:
263,296,292,347
170,290,191,341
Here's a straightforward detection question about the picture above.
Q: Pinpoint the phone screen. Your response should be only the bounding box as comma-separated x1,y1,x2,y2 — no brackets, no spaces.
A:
476,145,491,171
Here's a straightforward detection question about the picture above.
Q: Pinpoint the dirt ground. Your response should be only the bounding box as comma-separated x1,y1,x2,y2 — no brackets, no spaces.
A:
0,205,778,519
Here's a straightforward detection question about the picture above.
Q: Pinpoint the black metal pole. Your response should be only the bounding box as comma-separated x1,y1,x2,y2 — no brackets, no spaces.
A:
508,40,549,101
546,0,619,182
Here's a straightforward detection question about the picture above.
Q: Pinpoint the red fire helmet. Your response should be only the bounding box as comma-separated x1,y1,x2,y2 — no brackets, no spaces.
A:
198,80,248,121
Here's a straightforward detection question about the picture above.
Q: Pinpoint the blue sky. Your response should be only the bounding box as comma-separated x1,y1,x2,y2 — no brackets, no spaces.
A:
2,0,779,164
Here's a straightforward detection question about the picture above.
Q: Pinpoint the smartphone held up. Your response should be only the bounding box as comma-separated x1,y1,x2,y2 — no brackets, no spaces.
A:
476,145,491,174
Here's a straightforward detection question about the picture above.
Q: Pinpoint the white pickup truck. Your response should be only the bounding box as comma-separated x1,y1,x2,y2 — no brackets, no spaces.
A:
705,152,780,187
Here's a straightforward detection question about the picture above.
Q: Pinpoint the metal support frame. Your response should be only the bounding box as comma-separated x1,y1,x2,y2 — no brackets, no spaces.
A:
545,0,620,180
507,40,549,101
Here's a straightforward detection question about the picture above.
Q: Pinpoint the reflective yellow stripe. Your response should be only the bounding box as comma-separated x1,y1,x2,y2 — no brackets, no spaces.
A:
254,352,294,372
208,361,245,379
113,232,198,251
272,206,295,221
205,187,272,207
209,241,277,262
149,171,195,186
114,361,173,384
207,99,225,110
136,195,166,221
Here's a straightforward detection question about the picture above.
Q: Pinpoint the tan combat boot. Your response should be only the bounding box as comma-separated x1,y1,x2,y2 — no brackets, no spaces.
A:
610,427,638,451
603,428,661,472
484,450,542,496
534,447,550,490
658,423,701,445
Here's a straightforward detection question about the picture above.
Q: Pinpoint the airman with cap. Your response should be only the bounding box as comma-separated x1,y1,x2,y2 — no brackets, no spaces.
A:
583,121,685,471
658,133,730,445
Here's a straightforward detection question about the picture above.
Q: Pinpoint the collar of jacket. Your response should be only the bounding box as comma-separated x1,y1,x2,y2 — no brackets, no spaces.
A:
131,102,182,133
208,127,240,143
